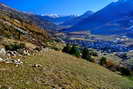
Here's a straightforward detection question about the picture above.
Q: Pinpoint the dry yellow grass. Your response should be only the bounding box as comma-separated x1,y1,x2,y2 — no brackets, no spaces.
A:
0,38,37,49
0,49,133,89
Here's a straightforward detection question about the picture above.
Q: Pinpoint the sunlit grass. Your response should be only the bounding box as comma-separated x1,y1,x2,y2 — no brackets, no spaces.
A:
0,49,132,89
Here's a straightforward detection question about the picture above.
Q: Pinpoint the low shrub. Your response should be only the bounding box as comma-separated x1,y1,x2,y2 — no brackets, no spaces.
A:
99,57,107,66
62,44,72,53
5,43,25,51
82,48,95,62
119,67,131,76
69,45,81,57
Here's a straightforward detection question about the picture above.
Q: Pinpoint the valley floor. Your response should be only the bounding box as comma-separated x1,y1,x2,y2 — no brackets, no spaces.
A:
0,49,133,89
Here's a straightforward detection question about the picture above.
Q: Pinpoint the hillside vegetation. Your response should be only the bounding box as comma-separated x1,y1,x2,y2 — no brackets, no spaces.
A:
0,49,132,89
0,3,59,46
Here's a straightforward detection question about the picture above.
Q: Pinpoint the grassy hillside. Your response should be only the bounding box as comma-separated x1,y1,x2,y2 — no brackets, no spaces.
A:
0,3,61,47
0,49,132,89
0,10,49,46
0,3,58,31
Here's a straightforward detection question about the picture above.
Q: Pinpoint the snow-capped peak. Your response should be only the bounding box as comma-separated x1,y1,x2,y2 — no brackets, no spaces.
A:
41,14,79,18
41,14,60,18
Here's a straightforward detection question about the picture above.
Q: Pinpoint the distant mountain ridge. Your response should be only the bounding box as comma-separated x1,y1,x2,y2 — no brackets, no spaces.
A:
61,11,94,27
43,14,61,18
42,14,78,25
63,0,133,38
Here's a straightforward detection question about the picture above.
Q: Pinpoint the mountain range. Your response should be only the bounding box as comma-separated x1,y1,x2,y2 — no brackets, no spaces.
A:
63,0,133,38
1,0,133,38
42,11,94,28
42,14,78,25
61,11,94,27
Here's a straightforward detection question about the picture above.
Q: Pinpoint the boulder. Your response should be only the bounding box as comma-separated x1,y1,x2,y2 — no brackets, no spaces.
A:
0,58,4,62
0,48,6,56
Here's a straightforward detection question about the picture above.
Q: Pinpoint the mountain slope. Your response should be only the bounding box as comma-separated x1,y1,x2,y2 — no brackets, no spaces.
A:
64,0,133,37
0,49,132,89
61,11,94,27
0,3,53,46
0,3,59,31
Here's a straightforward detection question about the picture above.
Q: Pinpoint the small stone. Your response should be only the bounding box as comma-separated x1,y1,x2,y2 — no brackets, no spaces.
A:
14,59,23,65
23,50,30,56
32,64,42,68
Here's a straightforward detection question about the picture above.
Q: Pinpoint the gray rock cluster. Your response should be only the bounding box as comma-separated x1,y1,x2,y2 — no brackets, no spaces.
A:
0,57,23,65
0,48,31,57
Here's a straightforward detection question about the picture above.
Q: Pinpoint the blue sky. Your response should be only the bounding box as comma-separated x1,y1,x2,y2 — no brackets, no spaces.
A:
0,0,117,15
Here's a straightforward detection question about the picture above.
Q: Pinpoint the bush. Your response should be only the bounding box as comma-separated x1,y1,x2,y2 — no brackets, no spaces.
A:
106,60,114,67
88,56,95,63
62,44,72,53
69,45,81,57
106,60,117,71
62,44,81,57
5,43,25,51
82,48,95,62
99,57,107,66
119,67,131,76
90,51,98,56
82,48,89,59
